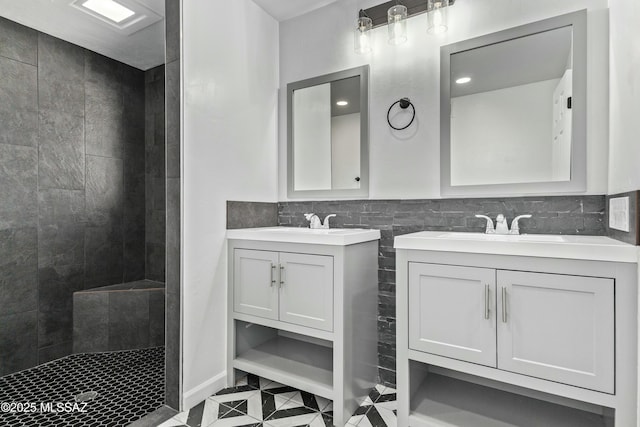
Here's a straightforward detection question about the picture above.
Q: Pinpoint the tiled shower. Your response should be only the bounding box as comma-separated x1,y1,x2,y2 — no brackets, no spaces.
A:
0,15,166,381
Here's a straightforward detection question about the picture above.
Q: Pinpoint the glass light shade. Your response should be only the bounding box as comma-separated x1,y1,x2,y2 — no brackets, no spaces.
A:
427,0,449,34
355,16,373,54
387,5,408,45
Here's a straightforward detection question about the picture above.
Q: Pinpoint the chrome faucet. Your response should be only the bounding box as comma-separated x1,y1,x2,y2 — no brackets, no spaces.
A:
304,213,336,229
475,215,495,234
495,214,509,234
475,214,532,235
509,215,532,235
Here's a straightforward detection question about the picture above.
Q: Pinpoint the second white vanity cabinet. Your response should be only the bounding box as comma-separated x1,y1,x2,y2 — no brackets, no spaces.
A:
409,263,614,393
409,263,497,367
395,231,638,427
234,249,334,331
496,270,614,393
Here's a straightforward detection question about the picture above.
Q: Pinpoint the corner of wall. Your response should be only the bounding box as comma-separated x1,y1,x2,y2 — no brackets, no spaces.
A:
182,371,227,411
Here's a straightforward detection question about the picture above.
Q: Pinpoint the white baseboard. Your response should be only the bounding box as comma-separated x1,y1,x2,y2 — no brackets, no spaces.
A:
182,371,227,410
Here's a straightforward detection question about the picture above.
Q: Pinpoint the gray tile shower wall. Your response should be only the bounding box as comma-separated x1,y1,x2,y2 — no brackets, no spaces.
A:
606,191,639,245
165,0,182,411
146,65,167,282
73,281,165,353
279,195,607,387
0,16,154,376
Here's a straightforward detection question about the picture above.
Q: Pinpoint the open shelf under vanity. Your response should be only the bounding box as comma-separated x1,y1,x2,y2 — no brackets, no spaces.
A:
408,370,614,427
233,331,334,399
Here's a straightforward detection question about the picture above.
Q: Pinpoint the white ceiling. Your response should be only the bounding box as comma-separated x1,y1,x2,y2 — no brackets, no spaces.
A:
0,0,165,70
251,0,342,22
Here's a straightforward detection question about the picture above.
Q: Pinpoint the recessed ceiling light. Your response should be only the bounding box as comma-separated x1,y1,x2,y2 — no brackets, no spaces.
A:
82,0,135,23
336,100,349,106
456,77,472,84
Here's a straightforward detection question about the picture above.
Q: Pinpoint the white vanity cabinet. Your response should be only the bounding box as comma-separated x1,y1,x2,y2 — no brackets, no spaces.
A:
233,249,280,320
227,227,380,427
409,263,497,367
395,232,638,427
496,270,614,393
234,249,334,331
408,264,615,393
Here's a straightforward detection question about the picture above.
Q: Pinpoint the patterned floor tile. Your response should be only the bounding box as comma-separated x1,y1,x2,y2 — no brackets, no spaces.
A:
347,414,367,426
180,374,396,427
157,411,189,427
376,408,396,427
346,384,397,427
263,412,325,426
206,391,263,424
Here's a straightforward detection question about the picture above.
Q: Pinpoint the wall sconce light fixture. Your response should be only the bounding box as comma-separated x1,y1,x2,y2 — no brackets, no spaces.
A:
355,0,455,53
387,4,408,45
427,0,450,34
355,11,373,54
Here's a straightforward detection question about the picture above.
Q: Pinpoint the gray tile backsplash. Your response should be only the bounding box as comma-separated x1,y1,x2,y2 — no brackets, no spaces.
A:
227,201,278,229
278,195,606,387
0,17,165,376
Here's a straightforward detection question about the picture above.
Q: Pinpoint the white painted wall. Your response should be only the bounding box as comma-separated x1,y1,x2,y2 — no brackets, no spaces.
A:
451,79,558,186
293,83,332,190
331,113,361,189
608,1,640,194
278,0,609,200
182,0,279,408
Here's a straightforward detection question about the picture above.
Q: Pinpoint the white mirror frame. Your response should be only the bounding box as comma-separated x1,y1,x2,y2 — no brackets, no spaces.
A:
287,65,370,199
440,10,587,197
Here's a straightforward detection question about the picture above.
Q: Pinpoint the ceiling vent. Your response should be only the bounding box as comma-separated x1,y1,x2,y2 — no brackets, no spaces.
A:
70,0,162,35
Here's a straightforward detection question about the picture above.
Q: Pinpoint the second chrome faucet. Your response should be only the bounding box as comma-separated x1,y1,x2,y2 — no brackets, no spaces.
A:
475,214,532,235
304,213,337,229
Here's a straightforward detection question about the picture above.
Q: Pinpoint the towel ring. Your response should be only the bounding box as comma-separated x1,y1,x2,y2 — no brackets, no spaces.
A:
387,98,415,131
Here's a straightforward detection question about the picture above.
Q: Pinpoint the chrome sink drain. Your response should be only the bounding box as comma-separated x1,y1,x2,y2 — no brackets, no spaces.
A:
74,391,98,403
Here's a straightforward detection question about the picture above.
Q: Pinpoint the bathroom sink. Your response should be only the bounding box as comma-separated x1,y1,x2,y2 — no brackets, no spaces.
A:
437,232,566,243
265,227,350,235
226,227,380,246
394,231,637,263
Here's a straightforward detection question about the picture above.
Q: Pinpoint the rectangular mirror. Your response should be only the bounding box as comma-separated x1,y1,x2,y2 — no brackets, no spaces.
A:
287,65,369,198
441,11,587,197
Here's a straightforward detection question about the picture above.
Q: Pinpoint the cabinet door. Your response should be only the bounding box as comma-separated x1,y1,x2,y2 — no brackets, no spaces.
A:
278,252,334,332
409,263,497,367
497,271,614,393
233,249,279,320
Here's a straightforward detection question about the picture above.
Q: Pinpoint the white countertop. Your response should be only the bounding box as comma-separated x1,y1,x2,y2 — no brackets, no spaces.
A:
227,227,381,246
394,231,638,263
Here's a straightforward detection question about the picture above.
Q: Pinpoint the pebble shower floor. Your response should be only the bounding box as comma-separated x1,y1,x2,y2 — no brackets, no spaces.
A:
0,347,164,427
